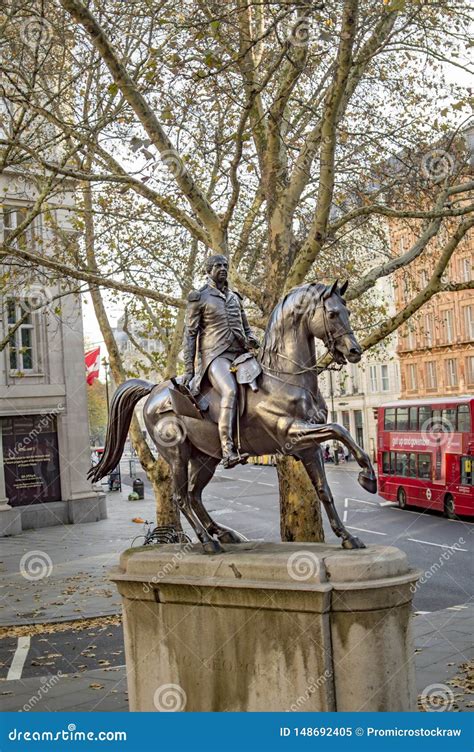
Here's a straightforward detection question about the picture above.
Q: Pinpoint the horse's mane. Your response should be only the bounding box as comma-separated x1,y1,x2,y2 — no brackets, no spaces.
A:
260,283,327,368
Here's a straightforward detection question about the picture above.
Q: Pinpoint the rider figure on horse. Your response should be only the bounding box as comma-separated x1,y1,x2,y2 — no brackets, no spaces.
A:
182,254,260,469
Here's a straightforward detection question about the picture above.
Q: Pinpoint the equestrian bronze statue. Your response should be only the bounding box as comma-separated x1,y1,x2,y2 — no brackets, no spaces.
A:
89,277,377,554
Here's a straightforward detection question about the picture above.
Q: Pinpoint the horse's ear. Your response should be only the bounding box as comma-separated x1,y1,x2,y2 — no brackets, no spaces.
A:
324,280,338,300
340,279,349,296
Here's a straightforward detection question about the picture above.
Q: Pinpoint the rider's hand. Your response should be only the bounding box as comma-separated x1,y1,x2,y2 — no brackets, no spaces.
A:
248,335,261,349
182,371,194,387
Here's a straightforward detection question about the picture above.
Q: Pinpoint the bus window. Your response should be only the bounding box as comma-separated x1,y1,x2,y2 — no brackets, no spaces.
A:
419,405,431,429
458,405,471,433
396,407,409,431
460,457,472,486
432,410,442,431
390,451,396,473
396,452,409,476
382,452,391,474
442,408,457,432
409,407,418,431
384,408,395,430
418,453,432,480
409,452,417,477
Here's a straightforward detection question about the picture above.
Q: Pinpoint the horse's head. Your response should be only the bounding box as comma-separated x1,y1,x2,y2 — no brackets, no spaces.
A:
308,280,362,365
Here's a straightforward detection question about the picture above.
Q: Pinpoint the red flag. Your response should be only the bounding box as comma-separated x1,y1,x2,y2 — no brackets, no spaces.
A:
85,347,100,385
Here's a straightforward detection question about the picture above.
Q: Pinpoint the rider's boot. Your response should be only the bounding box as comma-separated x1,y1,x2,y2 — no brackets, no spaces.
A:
218,404,249,469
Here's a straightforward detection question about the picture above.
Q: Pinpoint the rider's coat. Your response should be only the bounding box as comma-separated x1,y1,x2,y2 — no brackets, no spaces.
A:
183,279,257,390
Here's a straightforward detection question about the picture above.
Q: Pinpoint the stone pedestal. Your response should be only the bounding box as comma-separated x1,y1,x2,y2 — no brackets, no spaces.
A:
109,542,420,712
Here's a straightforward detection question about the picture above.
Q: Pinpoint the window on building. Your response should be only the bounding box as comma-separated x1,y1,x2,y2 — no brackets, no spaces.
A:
463,305,474,341
466,356,474,387
424,314,434,347
403,277,410,303
351,364,359,394
381,364,389,392
369,365,378,393
443,309,454,344
341,411,350,431
460,257,472,283
354,410,364,448
445,359,458,388
339,373,346,396
406,326,416,350
6,299,35,372
425,361,437,390
420,269,430,288
407,363,417,391
1,205,33,249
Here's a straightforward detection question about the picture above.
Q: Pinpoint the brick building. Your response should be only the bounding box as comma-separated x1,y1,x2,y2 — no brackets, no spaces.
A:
392,225,473,399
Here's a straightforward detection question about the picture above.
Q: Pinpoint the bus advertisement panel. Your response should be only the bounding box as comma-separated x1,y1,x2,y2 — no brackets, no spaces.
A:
377,397,473,518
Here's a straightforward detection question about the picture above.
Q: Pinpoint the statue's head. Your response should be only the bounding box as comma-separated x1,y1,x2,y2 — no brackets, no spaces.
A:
308,279,362,364
205,254,228,284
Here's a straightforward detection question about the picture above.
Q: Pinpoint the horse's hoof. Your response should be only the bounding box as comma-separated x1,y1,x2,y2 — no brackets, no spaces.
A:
202,539,224,555
342,535,366,550
217,530,242,544
358,472,377,494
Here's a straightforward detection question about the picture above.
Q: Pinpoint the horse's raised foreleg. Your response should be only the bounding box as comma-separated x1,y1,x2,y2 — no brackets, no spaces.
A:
188,452,243,544
298,447,366,550
285,420,377,494
165,445,223,554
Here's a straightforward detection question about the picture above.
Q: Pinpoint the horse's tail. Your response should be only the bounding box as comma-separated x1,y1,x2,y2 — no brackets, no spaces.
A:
88,378,155,483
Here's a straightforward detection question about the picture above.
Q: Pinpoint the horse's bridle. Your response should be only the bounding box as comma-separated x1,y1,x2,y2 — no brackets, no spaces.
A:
261,298,347,376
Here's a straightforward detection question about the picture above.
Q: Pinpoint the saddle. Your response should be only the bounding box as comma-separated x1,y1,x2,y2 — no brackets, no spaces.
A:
169,354,261,420
229,352,261,391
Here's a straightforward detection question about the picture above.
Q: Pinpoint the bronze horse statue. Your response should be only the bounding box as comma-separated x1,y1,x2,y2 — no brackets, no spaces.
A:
89,281,377,553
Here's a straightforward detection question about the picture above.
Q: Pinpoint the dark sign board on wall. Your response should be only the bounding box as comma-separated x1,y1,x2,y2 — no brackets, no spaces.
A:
2,415,62,507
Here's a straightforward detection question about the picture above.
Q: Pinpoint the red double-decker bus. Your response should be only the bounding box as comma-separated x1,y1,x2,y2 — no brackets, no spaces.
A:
377,396,474,518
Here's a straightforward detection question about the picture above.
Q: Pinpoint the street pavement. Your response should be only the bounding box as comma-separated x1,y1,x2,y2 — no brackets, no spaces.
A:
0,461,472,712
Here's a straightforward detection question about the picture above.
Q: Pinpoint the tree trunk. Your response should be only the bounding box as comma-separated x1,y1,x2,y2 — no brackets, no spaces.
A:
81,168,179,529
277,456,325,542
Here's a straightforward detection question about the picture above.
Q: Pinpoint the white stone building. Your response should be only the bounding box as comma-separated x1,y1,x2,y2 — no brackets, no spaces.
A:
0,172,106,536
319,277,401,461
